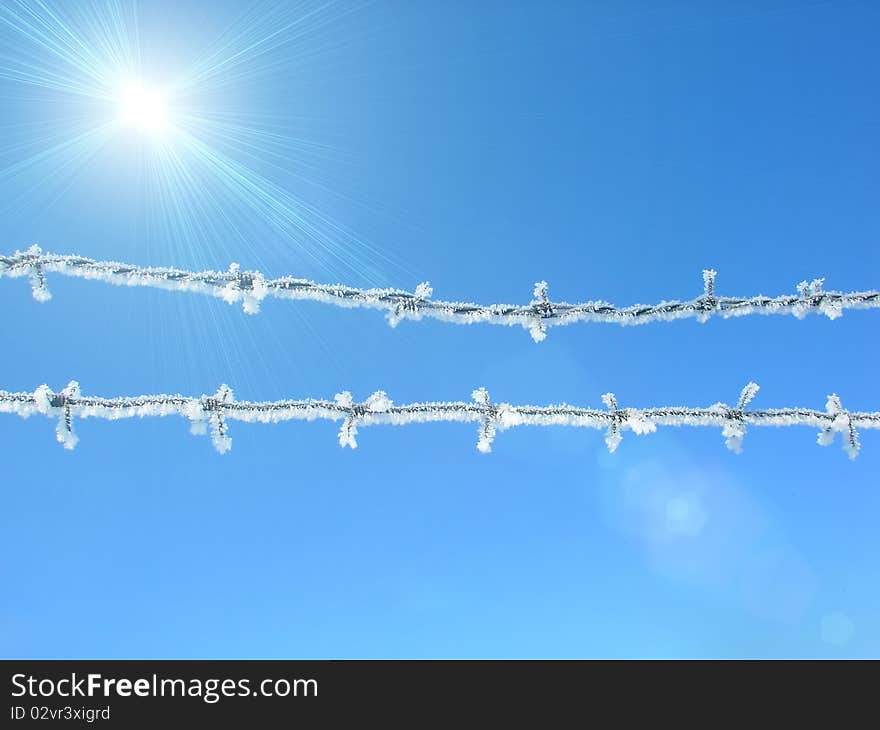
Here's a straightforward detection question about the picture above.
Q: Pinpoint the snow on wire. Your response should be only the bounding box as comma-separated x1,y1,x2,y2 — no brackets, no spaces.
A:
3,246,878,341
1,381,876,458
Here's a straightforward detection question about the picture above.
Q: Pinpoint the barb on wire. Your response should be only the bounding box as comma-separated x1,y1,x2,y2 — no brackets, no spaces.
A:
600,392,657,453
333,390,393,449
719,381,760,454
3,246,878,340
472,387,497,453
819,394,861,460
1,381,877,458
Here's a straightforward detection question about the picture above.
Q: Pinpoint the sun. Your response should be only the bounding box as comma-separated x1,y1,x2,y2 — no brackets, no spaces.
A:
118,82,169,134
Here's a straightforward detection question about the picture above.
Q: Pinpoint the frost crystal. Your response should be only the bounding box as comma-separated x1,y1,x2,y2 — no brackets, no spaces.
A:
184,399,208,436
334,391,354,409
723,422,747,454
365,391,392,413
625,410,657,436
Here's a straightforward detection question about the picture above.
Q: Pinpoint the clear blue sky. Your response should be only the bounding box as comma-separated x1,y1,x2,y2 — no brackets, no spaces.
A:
1,0,878,658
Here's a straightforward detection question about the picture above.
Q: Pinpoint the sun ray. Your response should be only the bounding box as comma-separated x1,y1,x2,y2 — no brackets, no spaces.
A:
0,0,409,289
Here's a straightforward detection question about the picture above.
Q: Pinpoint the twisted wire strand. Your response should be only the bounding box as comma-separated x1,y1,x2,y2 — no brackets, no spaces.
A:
3,247,878,341
1,381,875,457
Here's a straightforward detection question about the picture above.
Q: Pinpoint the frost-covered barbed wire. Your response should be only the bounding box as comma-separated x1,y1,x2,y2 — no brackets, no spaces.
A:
3,247,878,341
1,381,876,458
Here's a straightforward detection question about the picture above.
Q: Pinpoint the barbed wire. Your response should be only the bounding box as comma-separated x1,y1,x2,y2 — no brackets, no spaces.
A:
3,246,877,341
1,381,876,458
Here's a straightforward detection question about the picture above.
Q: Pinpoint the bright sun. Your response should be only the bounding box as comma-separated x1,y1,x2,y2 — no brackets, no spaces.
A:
118,82,168,133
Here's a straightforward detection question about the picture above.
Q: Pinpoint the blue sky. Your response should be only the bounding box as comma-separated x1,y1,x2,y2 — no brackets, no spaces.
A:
1,0,878,658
